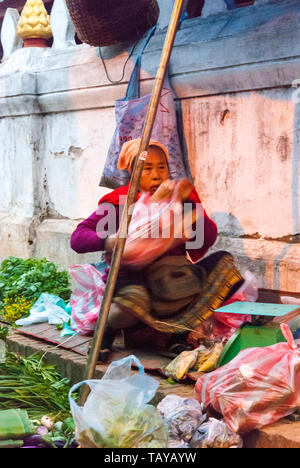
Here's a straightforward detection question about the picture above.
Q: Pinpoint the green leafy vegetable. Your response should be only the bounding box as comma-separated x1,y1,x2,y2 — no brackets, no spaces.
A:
0,352,75,420
0,257,72,308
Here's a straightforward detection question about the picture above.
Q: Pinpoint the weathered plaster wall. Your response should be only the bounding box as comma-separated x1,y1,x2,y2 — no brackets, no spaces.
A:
0,0,300,292
183,90,297,239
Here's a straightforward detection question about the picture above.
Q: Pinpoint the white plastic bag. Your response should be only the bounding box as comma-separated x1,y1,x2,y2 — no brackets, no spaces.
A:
240,270,259,302
69,355,168,448
0,340,5,364
190,418,243,449
15,293,71,326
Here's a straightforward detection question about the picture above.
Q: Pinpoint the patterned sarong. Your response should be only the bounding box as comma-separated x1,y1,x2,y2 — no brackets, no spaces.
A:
113,252,243,334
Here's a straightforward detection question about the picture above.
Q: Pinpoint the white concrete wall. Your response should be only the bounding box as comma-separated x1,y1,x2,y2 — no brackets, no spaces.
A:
0,0,300,292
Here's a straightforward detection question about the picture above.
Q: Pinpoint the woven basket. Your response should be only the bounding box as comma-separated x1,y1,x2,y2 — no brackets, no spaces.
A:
65,0,160,47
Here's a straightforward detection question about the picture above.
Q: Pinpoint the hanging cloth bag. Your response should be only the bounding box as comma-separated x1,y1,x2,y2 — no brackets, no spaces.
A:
100,25,191,189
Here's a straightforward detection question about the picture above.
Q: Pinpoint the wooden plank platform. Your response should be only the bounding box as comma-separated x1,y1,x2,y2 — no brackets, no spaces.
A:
16,323,91,355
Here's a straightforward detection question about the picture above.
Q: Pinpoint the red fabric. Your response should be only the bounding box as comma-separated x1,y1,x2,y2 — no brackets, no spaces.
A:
98,184,133,206
99,185,202,207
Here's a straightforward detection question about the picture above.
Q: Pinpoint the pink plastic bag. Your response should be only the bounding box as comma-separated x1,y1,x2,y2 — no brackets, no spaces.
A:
214,293,249,329
214,271,259,329
122,193,191,269
195,324,300,434
69,265,106,335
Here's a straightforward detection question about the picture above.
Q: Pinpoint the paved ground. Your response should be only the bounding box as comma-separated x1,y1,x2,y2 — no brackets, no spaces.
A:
5,328,300,448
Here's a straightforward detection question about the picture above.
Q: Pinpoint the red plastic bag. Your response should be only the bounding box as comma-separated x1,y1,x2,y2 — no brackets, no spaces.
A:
195,324,300,434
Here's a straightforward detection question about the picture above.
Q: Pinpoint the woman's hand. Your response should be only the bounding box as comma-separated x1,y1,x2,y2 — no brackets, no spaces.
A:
175,179,194,202
151,179,194,202
151,179,176,202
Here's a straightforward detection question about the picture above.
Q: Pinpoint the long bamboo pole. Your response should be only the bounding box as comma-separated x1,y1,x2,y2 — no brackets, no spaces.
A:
80,0,184,404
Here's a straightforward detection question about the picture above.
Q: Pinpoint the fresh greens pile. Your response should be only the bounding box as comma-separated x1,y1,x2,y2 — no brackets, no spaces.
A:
0,257,72,307
0,352,74,420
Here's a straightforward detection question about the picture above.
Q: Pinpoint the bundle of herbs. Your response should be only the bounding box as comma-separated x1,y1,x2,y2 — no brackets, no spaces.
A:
0,257,72,323
0,352,74,420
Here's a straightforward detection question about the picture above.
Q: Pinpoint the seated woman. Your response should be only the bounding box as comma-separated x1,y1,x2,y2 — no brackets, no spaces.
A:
71,139,244,361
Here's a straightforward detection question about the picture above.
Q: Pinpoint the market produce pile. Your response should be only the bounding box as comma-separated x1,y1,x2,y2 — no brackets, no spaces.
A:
0,351,78,448
68,354,244,449
0,257,71,324
0,352,72,419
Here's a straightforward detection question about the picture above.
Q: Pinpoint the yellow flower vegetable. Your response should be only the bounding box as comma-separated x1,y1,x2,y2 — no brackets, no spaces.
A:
1,296,33,323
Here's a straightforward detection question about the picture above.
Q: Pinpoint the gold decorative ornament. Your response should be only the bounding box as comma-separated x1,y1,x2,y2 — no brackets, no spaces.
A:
17,0,52,41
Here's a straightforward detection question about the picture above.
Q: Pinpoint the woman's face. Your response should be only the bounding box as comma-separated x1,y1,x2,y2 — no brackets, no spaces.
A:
137,147,169,194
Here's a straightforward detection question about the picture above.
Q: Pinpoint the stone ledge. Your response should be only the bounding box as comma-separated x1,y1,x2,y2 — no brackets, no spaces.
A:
33,221,300,291
243,419,300,448
0,216,33,261
34,219,300,291
34,218,99,269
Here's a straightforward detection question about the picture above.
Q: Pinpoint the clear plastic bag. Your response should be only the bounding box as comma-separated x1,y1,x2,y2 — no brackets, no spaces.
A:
69,355,168,448
164,343,224,381
190,418,243,449
157,395,206,448
164,348,201,381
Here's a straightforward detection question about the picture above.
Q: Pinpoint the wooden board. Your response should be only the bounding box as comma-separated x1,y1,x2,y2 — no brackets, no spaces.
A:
16,323,91,355
258,289,300,303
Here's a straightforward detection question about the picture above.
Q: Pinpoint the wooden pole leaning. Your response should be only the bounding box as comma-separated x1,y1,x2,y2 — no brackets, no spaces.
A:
80,0,184,405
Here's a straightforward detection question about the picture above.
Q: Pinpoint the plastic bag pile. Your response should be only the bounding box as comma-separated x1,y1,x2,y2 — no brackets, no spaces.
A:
157,395,242,449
